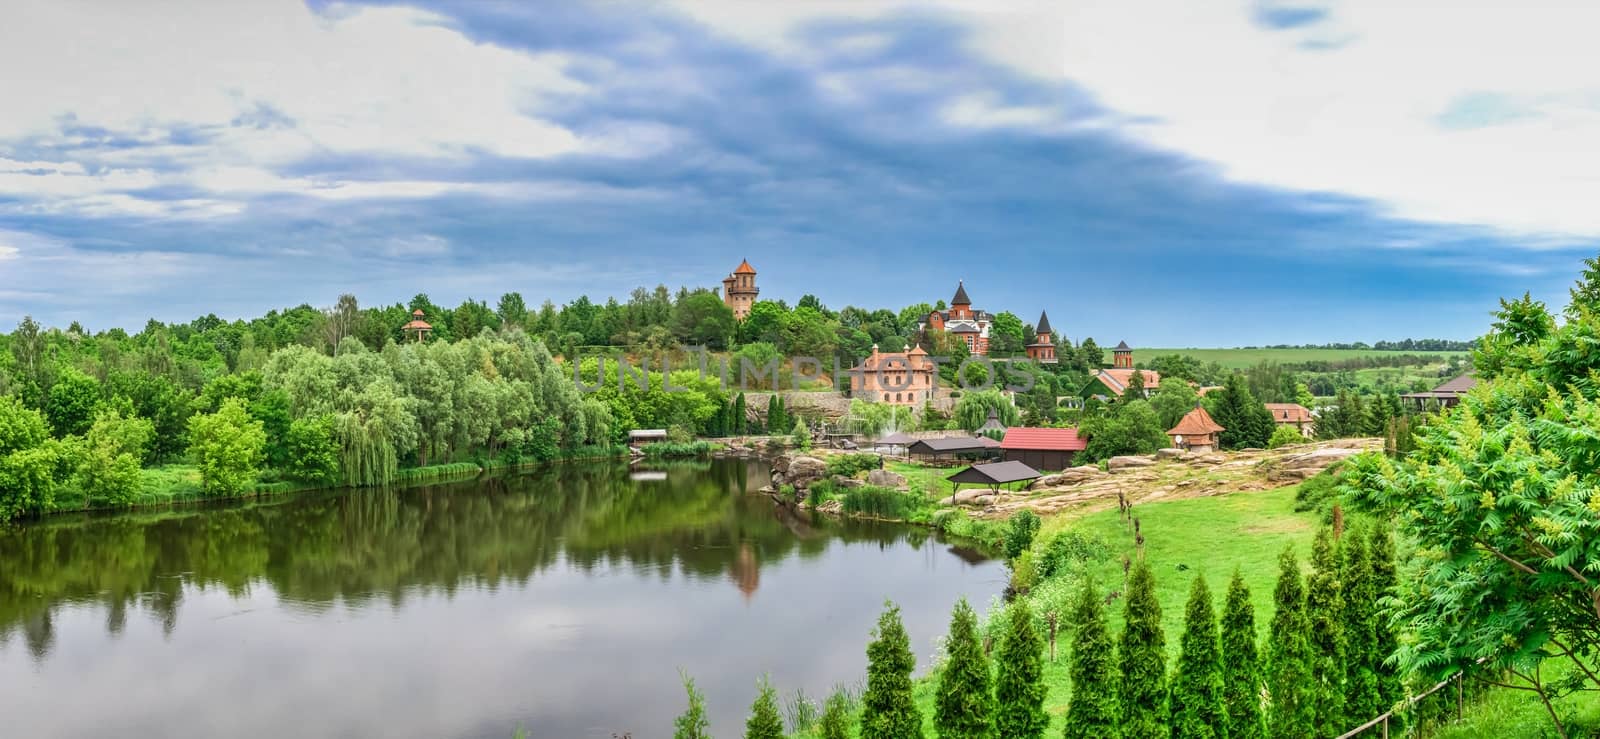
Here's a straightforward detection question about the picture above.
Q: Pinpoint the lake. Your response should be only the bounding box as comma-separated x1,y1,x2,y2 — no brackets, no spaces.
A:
0,458,1005,738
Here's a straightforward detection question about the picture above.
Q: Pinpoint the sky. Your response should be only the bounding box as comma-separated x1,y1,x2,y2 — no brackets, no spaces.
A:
2,0,1598,346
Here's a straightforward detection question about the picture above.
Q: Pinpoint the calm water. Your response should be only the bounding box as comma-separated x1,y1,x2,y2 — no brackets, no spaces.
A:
0,459,1004,738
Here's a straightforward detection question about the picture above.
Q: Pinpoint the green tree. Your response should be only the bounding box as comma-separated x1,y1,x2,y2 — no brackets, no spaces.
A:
792,416,811,450
1306,528,1345,730
186,397,266,496
861,602,922,739
993,600,1047,739
1220,570,1264,739
1081,400,1167,462
952,389,1020,432
1150,378,1200,431
0,395,68,520
674,672,711,739
989,311,1026,357
1366,523,1401,711
934,598,994,739
1208,374,1272,450
496,292,528,329
46,368,101,438
672,291,736,350
283,415,341,485
1566,253,1600,317
1339,524,1381,724
1170,574,1226,739
1120,367,1147,404
1066,577,1120,739
745,675,784,739
1120,560,1168,739
75,407,154,506
818,688,853,739
733,392,748,434
1002,509,1041,560
1079,338,1105,370
1266,425,1303,449
1265,548,1312,739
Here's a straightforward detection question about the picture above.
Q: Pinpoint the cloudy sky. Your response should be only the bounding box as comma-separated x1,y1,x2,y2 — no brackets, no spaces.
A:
2,0,1597,345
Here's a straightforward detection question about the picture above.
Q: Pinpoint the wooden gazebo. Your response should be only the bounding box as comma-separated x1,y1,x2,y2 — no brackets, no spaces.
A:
947,460,1041,493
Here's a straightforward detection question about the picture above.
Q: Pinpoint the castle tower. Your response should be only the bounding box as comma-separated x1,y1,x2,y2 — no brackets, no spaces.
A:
722,259,759,320
1113,340,1134,369
949,280,972,319
1026,310,1057,363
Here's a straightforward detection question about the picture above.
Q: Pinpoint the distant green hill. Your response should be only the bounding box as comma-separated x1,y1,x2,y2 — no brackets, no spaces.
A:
1133,347,1466,369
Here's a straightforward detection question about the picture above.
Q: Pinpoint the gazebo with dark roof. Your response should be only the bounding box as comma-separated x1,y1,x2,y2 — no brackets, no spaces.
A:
947,460,1042,493
1400,373,1477,409
907,435,1002,463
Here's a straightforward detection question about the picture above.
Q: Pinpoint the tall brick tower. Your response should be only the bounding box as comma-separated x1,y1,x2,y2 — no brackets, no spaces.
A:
721,259,759,320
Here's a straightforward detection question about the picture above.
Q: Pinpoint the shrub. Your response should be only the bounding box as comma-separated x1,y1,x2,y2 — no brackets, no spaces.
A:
825,453,881,478
1292,466,1343,516
642,441,717,459
841,485,929,520
1267,425,1306,449
1002,509,1041,559
808,478,839,507
1034,529,1112,579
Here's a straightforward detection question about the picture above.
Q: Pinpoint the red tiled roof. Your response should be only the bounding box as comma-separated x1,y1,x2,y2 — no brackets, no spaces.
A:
1096,368,1161,393
1263,403,1314,423
734,259,756,274
402,319,432,330
1000,427,1087,451
1168,406,1225,436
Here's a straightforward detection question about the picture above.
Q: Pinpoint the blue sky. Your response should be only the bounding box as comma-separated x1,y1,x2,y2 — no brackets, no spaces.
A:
2,0,1598,345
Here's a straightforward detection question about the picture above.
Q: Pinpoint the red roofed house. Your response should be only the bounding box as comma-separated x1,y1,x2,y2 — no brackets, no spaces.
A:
850,344,936,406
1000,427,1087,471
919,280,993,355
1167,405,1225,453
1264,403,1315,438
721,259,759,320
403,309,433,342
1079,341,1160,399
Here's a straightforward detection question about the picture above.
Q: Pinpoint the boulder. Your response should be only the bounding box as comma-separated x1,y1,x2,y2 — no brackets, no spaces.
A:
867,469,907,488
786,456,828,489
1035,465,1104,488
1155,448,1186,460
1108,455,1157,471
1267,447,1363,481
831,474,865,489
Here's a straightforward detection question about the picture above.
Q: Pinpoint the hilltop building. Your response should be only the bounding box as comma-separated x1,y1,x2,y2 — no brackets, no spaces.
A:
850,343,936,406
721,259,759,320
921,281,993,355
1168,405,1225,453
1025,310,1057,363
1080,340,1159,399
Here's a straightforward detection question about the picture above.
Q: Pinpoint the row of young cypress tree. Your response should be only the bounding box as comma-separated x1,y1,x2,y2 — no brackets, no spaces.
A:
674,520,1400,739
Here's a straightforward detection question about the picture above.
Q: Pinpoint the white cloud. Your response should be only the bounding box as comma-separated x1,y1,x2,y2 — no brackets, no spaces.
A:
0,0,596,217
0,245,17,260
668,0,1600,237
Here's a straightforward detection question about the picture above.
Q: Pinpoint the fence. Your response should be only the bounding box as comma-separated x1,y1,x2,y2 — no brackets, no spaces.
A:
1333,670,1466,739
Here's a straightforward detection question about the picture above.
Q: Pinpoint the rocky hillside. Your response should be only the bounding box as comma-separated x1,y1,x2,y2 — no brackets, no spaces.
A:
954,438,1380,519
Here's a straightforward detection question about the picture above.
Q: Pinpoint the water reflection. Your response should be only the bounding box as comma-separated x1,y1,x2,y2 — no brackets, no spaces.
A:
0,459,1003,738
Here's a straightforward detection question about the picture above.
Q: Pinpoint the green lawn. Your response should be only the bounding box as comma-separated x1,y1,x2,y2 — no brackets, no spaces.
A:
1135,347,1465,369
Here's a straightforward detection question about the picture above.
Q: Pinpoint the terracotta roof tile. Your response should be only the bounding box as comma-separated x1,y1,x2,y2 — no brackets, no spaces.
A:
1168,405,1225,436
1000,427,1087,451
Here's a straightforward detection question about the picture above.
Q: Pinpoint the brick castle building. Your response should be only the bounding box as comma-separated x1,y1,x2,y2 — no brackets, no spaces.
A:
721,259,758,320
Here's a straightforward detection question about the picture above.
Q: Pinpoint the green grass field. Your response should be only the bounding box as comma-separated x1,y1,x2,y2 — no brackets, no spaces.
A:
1135,347,1466,369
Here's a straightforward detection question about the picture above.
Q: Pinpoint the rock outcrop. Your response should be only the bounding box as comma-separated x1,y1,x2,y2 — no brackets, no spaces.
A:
866,469,906,487
1108,455,1157,471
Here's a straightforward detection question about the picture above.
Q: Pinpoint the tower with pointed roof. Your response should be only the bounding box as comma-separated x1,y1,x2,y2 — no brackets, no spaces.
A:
919,280,993,355
1026,310,1057,363
1112,340,1134,369
721,259,759,320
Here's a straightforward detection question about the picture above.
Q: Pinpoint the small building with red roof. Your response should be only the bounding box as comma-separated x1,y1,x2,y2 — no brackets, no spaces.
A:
1264,403,1315,438
1000,426,1087,471
1167,405,1225,453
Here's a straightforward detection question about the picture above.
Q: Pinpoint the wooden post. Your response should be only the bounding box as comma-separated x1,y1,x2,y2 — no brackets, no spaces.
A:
1381,716,1388,739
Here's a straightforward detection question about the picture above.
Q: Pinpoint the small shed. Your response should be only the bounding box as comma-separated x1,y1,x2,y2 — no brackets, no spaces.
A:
1167,406,1225,453
947,460,1042,493
907,436,1002,463
1000,427,1087,471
